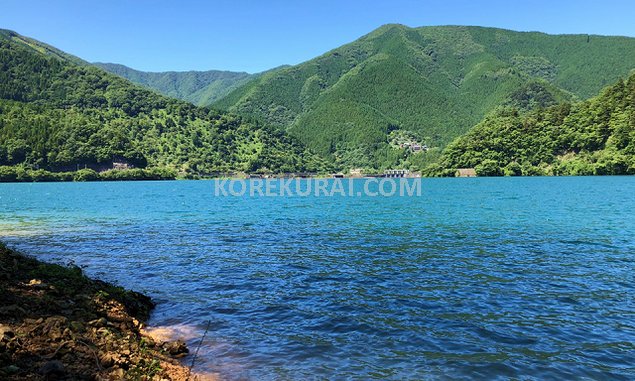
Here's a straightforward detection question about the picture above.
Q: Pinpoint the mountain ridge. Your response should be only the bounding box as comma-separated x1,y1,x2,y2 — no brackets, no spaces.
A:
0,29,329,178
3,24,635,175
93,62,256,106
212,24,635,169
0,28,86,65
431,73,635,176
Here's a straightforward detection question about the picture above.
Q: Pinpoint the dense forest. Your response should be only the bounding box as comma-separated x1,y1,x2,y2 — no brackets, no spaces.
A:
94,63,256,106
2,26,635,180
430,74,635,176
0,30,330,181
214,24,635,169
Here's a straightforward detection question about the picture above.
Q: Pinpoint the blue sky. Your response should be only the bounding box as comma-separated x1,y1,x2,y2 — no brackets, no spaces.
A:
2,0,635,73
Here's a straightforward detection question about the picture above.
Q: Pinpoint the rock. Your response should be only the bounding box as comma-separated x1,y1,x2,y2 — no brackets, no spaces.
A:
45,316,68,324
0,247,200,381
0,305,27,316
0,267,9,280
89,317,108,328
48,329,63,341
110,367,125,379
5,337,21,351
141,335,156,348
112,354,125,366
38,360,65,377
28,278,49,289
42,316,69,341
2,365,20,375
106,311,129,323
99,352,116,368
96,327,112,337
0,324,14,340
69,320,85,332
163,340,189,358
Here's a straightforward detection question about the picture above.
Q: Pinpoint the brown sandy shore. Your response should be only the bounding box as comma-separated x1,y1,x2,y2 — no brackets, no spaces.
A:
0,242,215,381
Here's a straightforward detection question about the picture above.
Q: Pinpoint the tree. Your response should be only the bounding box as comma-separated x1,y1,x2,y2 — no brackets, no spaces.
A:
475,159,502,176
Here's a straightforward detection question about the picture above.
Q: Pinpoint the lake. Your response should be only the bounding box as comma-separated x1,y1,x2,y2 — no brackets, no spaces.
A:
1,177,634,380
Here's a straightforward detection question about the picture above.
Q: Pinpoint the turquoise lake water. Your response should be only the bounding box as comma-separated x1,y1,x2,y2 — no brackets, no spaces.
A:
1,177,634,380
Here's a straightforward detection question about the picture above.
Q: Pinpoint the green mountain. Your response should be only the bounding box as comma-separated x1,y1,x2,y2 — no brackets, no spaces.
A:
0,29,329,179
94,63,256,106
0,28,86,65
431,74,635,176
214,24,635,170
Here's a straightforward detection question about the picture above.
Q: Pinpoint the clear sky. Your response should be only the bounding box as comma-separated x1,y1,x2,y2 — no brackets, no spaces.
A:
2,0,635,73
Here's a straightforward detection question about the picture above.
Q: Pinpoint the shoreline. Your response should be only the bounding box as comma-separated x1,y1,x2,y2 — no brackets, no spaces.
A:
0,242,216,380
1,168,633,184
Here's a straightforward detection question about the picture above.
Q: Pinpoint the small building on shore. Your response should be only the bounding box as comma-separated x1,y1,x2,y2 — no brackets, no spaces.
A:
112,161,133,170
384,169,410,178
349,168,364,178
456,168,477,177
294,172,314,178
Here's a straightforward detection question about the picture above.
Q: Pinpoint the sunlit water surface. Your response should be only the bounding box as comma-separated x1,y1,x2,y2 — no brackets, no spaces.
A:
1,178,634,380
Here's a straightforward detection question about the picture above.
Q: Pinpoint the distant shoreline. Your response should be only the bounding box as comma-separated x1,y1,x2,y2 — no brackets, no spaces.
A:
0,171,633,183
0,166,418,183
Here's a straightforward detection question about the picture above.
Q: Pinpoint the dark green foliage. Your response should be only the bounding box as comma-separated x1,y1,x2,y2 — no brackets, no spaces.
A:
0,166,178,182
475,159,504,176
0,31,330,178
215,24,635,169
94,63,255,106
72,169,100,182
435,75,635,176
505,81,568,110
99,167,177,181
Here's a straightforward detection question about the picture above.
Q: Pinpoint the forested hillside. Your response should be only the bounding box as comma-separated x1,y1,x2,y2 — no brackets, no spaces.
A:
214,24,635,169
431,74,635,176
94,63,255,106
0,28,86,65
3,25,635,178
0,29,329,180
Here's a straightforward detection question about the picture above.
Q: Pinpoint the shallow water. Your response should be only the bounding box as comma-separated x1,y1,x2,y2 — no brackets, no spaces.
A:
1,178,634,380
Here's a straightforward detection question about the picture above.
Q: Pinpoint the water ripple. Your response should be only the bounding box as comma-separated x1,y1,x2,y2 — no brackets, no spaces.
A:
1,178,635,380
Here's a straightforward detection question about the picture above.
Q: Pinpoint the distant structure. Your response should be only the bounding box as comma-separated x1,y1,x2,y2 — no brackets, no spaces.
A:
398,142,429,153
455,168,477,177
349,168,364,178
384,169,410,178
112,161,133,170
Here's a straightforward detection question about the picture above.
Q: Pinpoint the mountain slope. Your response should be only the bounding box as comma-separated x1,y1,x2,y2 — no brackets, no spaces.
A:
94,63,255,106
432,74,635,176
214,24,635,169
0,30,329,176
0,28,86,65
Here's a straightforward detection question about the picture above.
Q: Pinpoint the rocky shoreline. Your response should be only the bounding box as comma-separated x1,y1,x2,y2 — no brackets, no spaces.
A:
0,242,208,380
